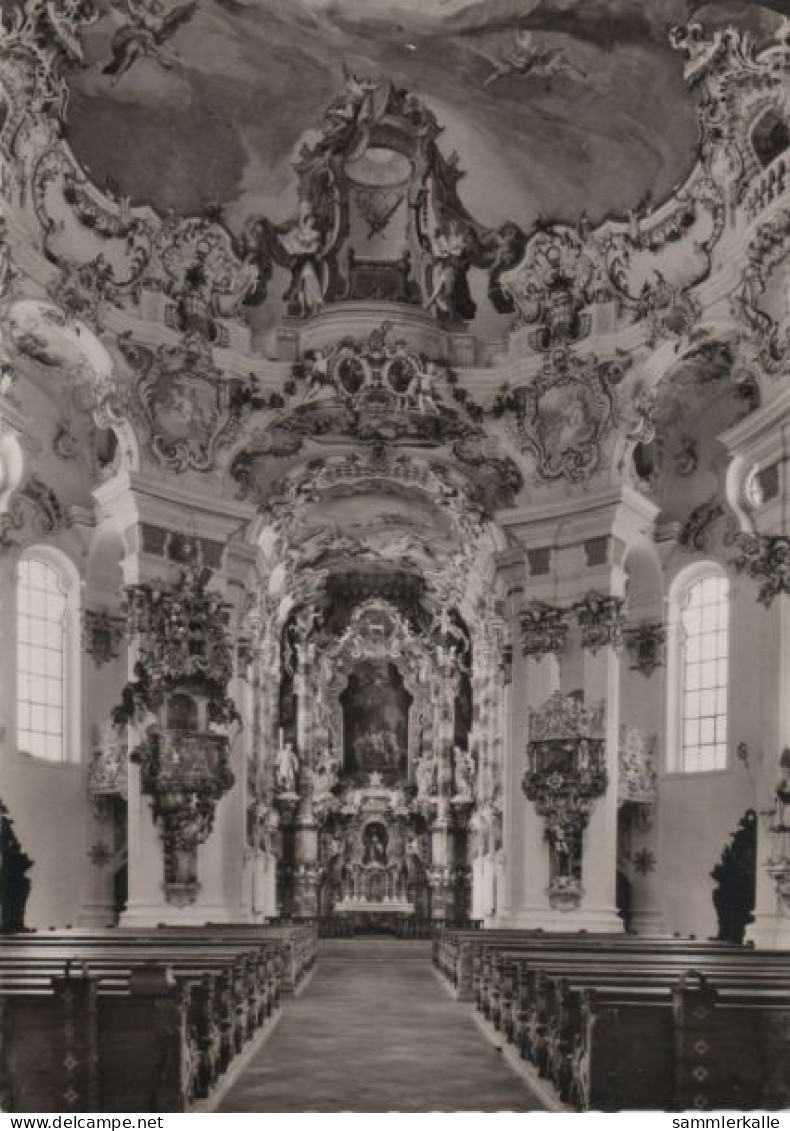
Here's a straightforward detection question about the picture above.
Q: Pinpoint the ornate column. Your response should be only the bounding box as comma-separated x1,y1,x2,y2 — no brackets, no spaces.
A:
287,607,322,918
621,608,667,934
574,591,626,930
429,644,457,921
492,548,532,927
512,602,568,926
247,600,280,920
469,612,505,923
469,624,488,919
224,545,261,923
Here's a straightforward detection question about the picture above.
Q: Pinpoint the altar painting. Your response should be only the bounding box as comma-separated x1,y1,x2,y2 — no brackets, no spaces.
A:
340,661,411,783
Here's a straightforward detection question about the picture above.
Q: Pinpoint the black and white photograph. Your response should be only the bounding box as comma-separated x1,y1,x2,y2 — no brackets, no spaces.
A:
1,0,790,1115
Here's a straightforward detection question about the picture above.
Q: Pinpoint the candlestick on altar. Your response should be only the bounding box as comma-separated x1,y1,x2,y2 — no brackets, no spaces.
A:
278,727,284,750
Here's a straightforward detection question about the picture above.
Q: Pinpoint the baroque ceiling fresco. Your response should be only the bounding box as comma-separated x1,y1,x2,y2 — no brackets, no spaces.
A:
58,0,782,233
2,0,790,631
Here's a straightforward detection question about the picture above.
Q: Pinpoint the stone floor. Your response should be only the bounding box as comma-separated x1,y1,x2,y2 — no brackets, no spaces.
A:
217,938,544,1113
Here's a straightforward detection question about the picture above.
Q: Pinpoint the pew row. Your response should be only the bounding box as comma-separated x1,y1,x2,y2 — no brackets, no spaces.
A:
433,927,743,1001
0,924,317,1112
438,930,790,1111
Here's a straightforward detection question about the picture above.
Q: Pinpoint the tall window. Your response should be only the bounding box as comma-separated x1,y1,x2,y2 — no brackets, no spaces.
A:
16,554,77,762
676,570,729,773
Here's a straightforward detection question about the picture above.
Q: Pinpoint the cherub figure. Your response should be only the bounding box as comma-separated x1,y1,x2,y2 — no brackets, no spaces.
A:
412,358,441,415
102,0,198,85
482,30,587,91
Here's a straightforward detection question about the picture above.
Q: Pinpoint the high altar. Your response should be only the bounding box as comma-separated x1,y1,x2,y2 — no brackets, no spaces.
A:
269,599,482,931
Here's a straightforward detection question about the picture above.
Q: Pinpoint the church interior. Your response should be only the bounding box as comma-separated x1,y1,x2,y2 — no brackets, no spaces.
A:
3,0,790,1113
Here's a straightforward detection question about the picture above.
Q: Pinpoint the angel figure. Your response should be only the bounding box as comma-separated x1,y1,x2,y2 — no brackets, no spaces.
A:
280,203,328,317
102,0,197,84
423,222,475,323
482,30,587,90
244,195,339,319
319,65,389,162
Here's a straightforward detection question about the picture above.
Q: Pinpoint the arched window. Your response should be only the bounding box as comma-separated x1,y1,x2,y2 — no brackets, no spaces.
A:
669,565,729,773
16,550,80,762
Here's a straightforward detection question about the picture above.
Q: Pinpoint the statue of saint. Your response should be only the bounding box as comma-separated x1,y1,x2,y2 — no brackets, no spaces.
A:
406,834,422,861
312,747,339,800
363,824,388,866
276,741,300,794
415,753,435,798
454,746,476,798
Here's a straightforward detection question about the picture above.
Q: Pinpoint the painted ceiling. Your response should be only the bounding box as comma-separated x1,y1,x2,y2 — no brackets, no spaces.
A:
3,0,789,616
60,0,787,238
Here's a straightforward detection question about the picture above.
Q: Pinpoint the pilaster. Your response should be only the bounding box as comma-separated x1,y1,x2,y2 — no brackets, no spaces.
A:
493,487,658,932
93,471,256,927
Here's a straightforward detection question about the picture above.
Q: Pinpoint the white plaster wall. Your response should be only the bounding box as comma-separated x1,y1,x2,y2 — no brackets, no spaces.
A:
1,752,89,928
659,770,755,939
655,574,764,938
0,377,126,929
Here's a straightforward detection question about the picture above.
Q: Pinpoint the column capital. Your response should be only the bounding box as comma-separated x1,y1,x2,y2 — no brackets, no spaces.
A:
574,592,626,654
519,601,570,658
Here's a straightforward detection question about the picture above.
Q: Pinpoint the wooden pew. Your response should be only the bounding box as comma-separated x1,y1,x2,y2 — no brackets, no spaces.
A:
568,974,790,1112
469,947,790,1110
439,925,790,1110
0,966,199,1112
0,924,317,1113
483,946,790,1031
16,921,317,995
434,927,735,1000
0,951,279,1064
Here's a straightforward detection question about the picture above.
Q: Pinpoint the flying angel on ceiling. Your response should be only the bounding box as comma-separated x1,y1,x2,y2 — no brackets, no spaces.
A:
101,0,198,85
482,29,587,90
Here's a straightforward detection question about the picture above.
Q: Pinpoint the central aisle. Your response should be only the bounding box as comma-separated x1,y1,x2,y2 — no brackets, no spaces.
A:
218,938,544,1113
